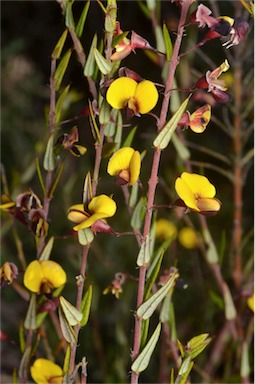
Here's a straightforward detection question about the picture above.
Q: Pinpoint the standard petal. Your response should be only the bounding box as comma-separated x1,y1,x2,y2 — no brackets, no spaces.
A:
129,150,141,185
134,80,159,114
31,358,63,384
41,261,67,288
175,177,198,211
24,260,44,293
106,77,137,109
107,147,135,176
180,172,216,198
190,104,211,133
88,195,117,217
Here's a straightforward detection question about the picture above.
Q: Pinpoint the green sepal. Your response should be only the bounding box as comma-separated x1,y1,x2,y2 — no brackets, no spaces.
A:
60,296,83,326
52,29,68,59
78,228,94,245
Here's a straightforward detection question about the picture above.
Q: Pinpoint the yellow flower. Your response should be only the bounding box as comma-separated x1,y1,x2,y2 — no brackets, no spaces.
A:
247,293,254,312
189,104,211,133
175,172,221,215
24,260,66,294
67,195,117,231
178,227,198,249
155,219,177,241
106,77,158,116
107,147,141,186
30,358,63,384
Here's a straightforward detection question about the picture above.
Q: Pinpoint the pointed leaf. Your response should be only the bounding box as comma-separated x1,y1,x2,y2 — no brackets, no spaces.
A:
59,307,76,344
114,111,123,149
19,323,26,353
144,251,164,301
123,126,138,148
80,285,93,327
131,322,161,374
163,23,172,61
112,31,129,48
131,196,147,230
55,84,71,124
177,357,194,384
153,95,191,150
84,34,98,77
137,235,151,267
88,99,100,142
140,318,150,350
155,25,165,54
83,172,93,206
65,1,75,29
39,237,54,261
36,157,46,196
49,162,64,198
137,271,179,320
75,1,90,38
60,296,83,326
129,182,139,208
52,29,68,59
202,226,218,263
54,49,72,91
102,142,117,158
241,341,250,378
43,134,55,171
78,228,94,245
99,99,111,124
24,293,37,330
94,48,112,75
160,293,171,323
63,345,71,376
223,284,237,320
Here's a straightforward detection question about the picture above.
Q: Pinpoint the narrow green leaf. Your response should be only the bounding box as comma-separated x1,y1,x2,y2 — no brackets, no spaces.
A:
63,345,71,376
55,84,71,124
155,25,165,54
202,226,219,263
24,294,37,330
60,296,83,326
75,1,90,38
129,182,139,208
153,95,191,150
52,29,68,59
94,48,112,75
39,237,54,262
80,285,93,327
171,132,190,160
163,23,172,61
18,346,31,383
114,111,123,149
88,99,100,142
105,5,117,33
59,307,76,344
137,271,179,320
146,0,156,11
187,333,211,359
123,126,138,148
144,251,164,301
65,1,75,29
84,34,98,77
241,341,250,378
36,312,48,328
188,333,210,350
131,196,147,230
35,157,46,196
54,49,72,91
177,357,194,384
147,238,172,280
78,228,94,245
49,162,64,198
160,293,171,323
43,134,55,171
112,31,129,48
137,235,151,267
140,318,150,350
83,172,93,206
137,0,150,18
131,322,161,374
19,323,26,353
223,284,237,320
96,0,107,14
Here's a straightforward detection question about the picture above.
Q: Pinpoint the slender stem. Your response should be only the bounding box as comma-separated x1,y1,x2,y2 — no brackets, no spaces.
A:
130,3,191,383
92,124,106,196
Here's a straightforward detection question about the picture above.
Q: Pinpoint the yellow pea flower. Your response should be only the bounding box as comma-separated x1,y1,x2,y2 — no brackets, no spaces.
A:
106,77,158,116
107,147,141,186
175,172,221,215
30,358,63,384
155,219,177,241
67,194,117,231
178,227,198,249
247,293,254,312
189,104,211,133
24,260,66,294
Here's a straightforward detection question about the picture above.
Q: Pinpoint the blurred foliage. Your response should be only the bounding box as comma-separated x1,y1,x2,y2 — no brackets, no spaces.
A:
1,1,254,383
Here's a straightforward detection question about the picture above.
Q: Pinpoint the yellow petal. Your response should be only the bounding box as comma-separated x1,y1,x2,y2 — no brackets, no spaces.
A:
178,227,197,249
88,195,117,217
24,260,44,293
155,219,177,240
129,150,141,185
31,358,63,384
67,204,88,224
41,261,66,288
175,176,199,211
106,77,137,109
108,147,136,176
134,80,159,114
247,294,254,312
73,212,106,230
180,172,216,198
